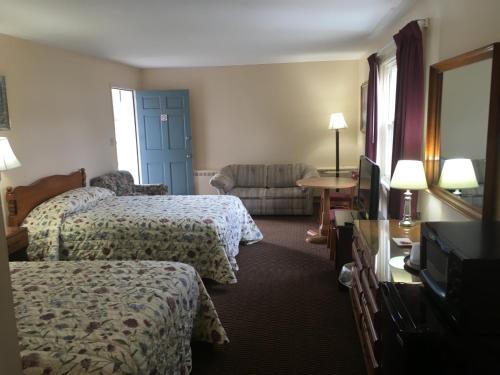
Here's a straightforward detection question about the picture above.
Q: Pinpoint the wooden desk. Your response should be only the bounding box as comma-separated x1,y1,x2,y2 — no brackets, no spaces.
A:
350,220,420,375
296,177,357,244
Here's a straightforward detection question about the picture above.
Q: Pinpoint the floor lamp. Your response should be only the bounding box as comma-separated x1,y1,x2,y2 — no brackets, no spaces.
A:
328,113,348,177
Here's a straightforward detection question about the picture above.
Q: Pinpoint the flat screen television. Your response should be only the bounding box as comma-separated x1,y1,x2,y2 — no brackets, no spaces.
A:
357,156,380,220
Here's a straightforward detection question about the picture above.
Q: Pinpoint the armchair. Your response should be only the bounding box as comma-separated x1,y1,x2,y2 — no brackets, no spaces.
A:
90,170,168,196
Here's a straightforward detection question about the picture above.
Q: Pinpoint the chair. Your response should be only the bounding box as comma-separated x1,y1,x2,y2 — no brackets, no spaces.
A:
90,170,168,196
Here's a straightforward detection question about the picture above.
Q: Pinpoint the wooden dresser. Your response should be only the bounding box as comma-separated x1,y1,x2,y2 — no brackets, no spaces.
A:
350,220,420,375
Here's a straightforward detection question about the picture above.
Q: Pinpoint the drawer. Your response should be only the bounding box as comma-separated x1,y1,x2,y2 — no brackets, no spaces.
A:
361,271,379,317
361,293,379,345
368,268,379,291
352,266,363,298
360,311,379,370
352,243,363,271
350,279,364,318
361,247,372,269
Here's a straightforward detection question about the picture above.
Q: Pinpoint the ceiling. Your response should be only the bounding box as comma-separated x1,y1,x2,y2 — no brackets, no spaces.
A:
0,0,415,68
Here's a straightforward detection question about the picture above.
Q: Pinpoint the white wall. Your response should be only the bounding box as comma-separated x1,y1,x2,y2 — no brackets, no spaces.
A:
142,61,362,171
0,34,141,207
359,0,500,220
0,34,141,370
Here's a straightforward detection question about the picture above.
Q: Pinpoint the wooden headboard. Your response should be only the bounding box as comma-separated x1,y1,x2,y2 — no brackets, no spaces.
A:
6,168,86,227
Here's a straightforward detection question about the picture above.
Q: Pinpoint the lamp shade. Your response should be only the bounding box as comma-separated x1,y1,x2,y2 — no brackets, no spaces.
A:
0,137,21,171
390,160,428,190
328,113,348,130
438,158,478,189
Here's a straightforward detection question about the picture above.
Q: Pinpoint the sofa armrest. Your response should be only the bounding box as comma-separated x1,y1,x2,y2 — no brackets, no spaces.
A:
134,184,168,195
210,173,235,194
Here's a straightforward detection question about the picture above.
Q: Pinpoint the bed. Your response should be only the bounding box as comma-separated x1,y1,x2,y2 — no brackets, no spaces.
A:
7,169,263,284
11,260,227,374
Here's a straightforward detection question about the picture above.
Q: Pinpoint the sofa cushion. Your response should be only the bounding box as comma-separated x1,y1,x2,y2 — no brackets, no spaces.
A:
231,165,266,188
266,164,304,188
228,187,266,199
264,187,307,199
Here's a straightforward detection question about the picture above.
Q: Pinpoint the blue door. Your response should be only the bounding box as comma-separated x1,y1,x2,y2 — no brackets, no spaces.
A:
135,90,193,194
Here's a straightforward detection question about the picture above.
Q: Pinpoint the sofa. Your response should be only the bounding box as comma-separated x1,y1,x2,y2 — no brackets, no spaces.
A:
210,164,319,215
90,170,168,196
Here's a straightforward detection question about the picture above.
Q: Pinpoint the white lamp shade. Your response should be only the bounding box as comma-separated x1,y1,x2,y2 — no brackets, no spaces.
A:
390,160,428,190
438,158,478,189
328,113,348,130
0,137,21,171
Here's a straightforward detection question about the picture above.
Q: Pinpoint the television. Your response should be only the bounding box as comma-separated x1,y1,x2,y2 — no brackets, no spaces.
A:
357,156,380,219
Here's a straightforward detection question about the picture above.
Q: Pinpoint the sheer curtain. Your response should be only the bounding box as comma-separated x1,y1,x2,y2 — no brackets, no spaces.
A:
376,54,397,218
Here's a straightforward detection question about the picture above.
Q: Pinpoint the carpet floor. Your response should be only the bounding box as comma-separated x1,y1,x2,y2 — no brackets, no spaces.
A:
191,214,365,375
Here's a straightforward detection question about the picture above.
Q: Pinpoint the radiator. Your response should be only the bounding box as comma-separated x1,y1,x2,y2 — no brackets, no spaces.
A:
193,170,219,195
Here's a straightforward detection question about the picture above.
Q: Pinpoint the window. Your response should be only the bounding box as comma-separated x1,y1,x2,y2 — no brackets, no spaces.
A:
111,88,139,182
376,55,397,218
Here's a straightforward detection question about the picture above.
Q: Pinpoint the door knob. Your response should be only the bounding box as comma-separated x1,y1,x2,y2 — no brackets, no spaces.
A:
186,154,192,159
185,136,192,141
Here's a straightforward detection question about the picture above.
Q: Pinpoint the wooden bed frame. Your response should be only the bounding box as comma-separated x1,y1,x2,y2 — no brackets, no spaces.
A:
6,168,86,227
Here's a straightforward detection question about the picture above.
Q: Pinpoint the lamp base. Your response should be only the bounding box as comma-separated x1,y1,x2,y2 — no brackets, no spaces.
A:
398,190,415,227
399,218,416,227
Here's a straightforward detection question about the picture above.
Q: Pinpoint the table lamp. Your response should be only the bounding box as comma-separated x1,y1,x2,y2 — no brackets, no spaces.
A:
0,137,21,180
438,158,478,196
390,160,428,227
328,113,348,177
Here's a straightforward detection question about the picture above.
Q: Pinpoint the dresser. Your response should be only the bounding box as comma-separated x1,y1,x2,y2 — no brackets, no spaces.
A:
350,220,420,375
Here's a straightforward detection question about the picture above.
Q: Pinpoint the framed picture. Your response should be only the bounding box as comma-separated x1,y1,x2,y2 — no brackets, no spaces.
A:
360,81,368,133
0,76,11,130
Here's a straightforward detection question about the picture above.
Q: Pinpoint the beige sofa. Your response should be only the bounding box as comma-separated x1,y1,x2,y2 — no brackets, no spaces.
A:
210,164,319,215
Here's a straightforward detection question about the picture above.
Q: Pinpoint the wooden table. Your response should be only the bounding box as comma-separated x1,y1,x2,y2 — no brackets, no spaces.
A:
296,177,357,244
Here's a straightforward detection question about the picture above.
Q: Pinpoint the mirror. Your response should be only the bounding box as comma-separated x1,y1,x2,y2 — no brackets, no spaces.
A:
425,43,500,220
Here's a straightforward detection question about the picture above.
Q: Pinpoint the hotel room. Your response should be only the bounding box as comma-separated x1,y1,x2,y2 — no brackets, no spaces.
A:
0,0,499,374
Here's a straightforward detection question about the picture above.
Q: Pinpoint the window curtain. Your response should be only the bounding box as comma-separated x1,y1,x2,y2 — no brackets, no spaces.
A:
365,53,378,161
388,20,424,219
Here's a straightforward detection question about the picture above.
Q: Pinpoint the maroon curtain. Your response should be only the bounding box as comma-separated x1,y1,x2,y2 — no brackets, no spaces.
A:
388,21,424,219
365,53,378,161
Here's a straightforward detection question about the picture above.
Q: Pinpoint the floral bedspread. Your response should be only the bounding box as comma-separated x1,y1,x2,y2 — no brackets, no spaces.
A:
11,260,228,375
23,188,263,284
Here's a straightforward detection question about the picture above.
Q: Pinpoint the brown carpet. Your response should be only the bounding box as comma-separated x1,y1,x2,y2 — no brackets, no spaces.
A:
192,214,365,375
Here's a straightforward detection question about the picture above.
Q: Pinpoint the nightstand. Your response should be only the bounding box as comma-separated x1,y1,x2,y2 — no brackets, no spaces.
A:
6,226,28,261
